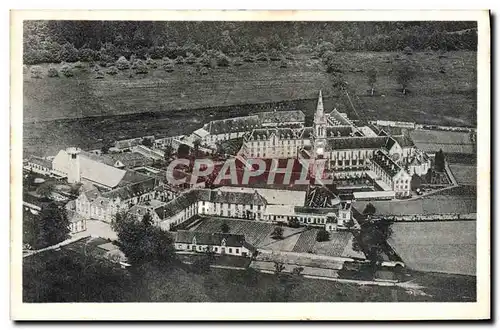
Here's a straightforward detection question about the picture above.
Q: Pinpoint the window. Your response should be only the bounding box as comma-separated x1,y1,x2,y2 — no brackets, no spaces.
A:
214,247,218,252
236,249,240,254
229,248,233,253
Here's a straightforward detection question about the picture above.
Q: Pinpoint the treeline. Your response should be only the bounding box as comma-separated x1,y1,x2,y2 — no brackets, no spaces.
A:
23,21,477,65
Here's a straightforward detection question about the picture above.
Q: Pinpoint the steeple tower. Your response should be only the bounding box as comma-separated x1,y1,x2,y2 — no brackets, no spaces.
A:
313,90,327,157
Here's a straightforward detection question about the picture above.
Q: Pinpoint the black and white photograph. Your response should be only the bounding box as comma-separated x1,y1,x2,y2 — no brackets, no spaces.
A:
10,10,490,320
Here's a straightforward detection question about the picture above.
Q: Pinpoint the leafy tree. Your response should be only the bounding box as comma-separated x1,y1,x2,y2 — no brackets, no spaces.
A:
354,219,393,266
395,60,416,95
403,46,413,55
47,66,59,77
200,67,209,75
30,65,43,79
256,52,268,61
106,66,118,75
23,209,40,249
134,59,149,74
291,266,304,276
174,56,185,64
142,212,154,227
36,181,55,199
288,217,300,228
363,203,376,216
434,149,446,172
73,61,84,69
220,222,230,233
163,59,174,72
274,261,285,275
59,42,79,62
79,48,98,62
177,143,190,158
116,56,130,70
60,64,74,77
316,229,330,242
367,67,377,96
271,226,284,239
112,211,176,266
37,203,71,248
233,58,243,66
95,70,105,79
185,53,197,64
164,145,174,161
410,173,423,190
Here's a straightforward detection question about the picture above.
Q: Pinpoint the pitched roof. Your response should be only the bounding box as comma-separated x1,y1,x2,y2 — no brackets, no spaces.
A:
326,136,388,151
255,110,305,124
80,182,100,202
175,230,246,247
111,152,152,168
114,136,154,150
326,109,352,126
372,150,403,177
393,134,415,148
205,116,260,135
28,156,52,169
102,177,156,201
80,151,116,166
79,156,127,188
209,189,267,206
326,126,354,137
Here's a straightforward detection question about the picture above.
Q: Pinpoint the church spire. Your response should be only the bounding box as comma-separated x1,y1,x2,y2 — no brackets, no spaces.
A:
316,90,324,118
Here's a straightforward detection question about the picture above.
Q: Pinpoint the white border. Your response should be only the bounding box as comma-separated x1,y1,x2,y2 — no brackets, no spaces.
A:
10,10,490,321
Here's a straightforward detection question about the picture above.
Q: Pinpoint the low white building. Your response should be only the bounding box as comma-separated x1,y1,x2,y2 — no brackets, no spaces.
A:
174,230,257,257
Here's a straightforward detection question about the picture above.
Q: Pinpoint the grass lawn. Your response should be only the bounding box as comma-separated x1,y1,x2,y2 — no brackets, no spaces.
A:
389,221,476,276
23,51,476,157
449,164,477,185
24,243,465,303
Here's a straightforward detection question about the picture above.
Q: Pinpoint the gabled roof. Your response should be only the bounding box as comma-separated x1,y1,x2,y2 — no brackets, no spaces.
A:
175,230,246,247
28,156,52,169
102,177,156,201
326,136,388,151
326,109,352,126
204,115,260,135
79,182,100,202
111,152,152,168
326,126,354,137
79,156,127,188
393,134,415,148
372,150,403,177
80,151,116,166
255,110,305,124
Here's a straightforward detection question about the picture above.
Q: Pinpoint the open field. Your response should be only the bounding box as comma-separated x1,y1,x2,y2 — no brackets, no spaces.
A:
449,164,477,185
24,51,476,125
389,221,476,276
410,129,476,155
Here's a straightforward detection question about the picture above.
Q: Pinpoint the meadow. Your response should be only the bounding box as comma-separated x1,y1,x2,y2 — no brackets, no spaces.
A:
24,51,476,127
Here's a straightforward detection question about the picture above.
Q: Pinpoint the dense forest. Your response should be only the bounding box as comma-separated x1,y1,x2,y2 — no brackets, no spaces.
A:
23,21,477,65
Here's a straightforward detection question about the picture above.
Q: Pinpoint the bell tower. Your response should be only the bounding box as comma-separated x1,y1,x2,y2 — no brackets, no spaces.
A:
67,147,81,183
313,90,327,157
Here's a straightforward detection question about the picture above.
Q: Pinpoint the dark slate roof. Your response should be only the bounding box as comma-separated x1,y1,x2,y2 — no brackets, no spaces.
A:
294,206,337,215
247,128,304,141
393,135,415,148
326,136,388,151
209,189,267,206
111,152,153,167
175,230,246,247
80,151,116,166
326,109,352,126
385,137,397,151
255,110,305,124
305,185,338,208
205,116,260,135
300,127,314,139
118,170,154,186
326,126,354,137
28,156,52,169
372,150,402,177
102,177,156,200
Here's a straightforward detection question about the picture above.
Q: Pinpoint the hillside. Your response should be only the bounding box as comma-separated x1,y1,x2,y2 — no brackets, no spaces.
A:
23,51,476,126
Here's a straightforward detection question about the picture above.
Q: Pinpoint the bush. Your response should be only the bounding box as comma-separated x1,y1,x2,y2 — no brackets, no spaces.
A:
216,53,230,67
316,229,330,242
47,67,59,77
200,67,209,75
163,62,174,72
269,48,281,61
243,53,255,63
403,46,413,55
175,56,185,64
279,60,288,68
233,58,243,66
79,48,98,62
185,53,197,64
199,54,216,68
23,65,28,74
256,52,268,61
106,66,118,75
73,61,84,69
60,64,74,77
134,59,149,74
146,57,158,68
271,226,284,239
116,56,130,70
30,65,43,79
59,42,79,62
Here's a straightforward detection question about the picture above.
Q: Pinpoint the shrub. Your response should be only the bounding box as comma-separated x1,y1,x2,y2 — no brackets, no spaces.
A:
271,226,284,239
163,62,174,72
73,61,84,68
134,59,149,74
30,65,43,79
269,48,281,61
316,229,330,242
175,56,185,64
200,67,209,75
23,65,28,74
216,53,230,67
185,53,197,64
243,53,255,63
279,60,288,68
116,56,130,70
60,64,74,77
47,67,59,77
95,71,104,79
146,57,158,68
59,42,79,62
199,54,215,68
403,46,413,55
106,66,118,75
233,58,243,66
79,48,98,62
256,52,268,61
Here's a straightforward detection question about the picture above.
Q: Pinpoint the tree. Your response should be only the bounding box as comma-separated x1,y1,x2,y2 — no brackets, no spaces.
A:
256,52,268,61
101,140,113,154
288,217,300,228
37,203,71,248
403,46,413,55
177,143,190,158
36,182,55,199
220,222,230,233
30,65,43,79
367,67,377,96
363,203,376,216
142,137,154,148
164,145,174,161
60,64,74,77
134,59,149,74
410,173,423,191
355,219,393,266
142,212,154,227
434,149,446,172
216,53,230,67
47,66,59,77
106,66,118,75
274,261,285,275
163,60,174,72
112,211,176,266
174,56,185,64
95,70,105,79
192,140,201,156
395,61,416,95
316,229,330,242
23,209,40,249
271,226,284,239
59,42,79,62
116,56,130,70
